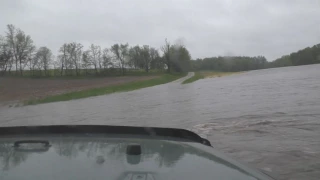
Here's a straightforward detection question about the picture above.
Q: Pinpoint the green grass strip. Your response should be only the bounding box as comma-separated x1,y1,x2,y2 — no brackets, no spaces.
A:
25,73,186,105
182,72,204,84
182,71,241,84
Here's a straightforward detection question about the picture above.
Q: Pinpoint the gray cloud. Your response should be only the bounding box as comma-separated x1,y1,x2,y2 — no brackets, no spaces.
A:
1,0,320,60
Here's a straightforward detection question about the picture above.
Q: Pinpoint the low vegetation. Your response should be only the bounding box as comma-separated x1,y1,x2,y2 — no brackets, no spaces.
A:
182,72,204,84
25,73,186,105
200,71,241,78
182,71,240,84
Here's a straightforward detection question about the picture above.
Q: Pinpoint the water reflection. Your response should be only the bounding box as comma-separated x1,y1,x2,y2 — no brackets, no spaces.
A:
0,139,187,171
156,143,185,167
0,143,28,171
51,139,187,168
0,138,259,179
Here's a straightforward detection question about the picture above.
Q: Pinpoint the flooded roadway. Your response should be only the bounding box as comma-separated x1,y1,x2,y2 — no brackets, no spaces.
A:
1,65,320,180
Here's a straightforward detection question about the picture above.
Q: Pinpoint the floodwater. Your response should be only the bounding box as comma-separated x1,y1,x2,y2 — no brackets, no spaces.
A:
1,65,320,180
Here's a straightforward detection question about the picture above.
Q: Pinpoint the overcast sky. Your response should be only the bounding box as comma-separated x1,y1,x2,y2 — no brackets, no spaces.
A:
1,0,319,60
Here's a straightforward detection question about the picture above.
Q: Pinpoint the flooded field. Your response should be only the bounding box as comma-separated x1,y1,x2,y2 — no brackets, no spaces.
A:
1,65,320,180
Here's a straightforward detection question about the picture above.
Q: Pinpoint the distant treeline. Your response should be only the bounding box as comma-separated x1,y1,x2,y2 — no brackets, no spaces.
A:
191,56,268,72
0,24,190,77
269,44,320,67
191,43,320,72
1,24,320,77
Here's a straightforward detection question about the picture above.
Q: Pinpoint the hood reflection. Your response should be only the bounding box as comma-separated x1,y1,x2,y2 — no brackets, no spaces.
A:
0,137,257,179
0,143,28,171
0,138,186,171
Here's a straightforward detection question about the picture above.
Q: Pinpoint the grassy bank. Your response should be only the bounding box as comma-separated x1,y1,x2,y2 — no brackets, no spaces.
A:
182,72,204,84
182,71,241,84
25,73,186,105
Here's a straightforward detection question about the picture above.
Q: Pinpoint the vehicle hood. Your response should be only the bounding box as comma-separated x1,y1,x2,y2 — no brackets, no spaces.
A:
0,135,272,180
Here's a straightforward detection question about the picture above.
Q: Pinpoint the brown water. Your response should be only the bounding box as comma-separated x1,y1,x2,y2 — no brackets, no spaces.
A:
1,65,320,180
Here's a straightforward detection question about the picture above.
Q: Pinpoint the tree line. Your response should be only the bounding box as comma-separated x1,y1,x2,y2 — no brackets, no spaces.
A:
0,24,191,76
268,44,320,68
190,56,268,72
1,24,319,76
191,43,320,72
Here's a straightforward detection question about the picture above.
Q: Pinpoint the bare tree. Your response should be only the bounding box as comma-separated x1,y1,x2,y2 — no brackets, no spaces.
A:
161,39,171,73
58,44,65,76
127,45,160,72
141,46,160,72
29,52,41,76
149,47,159,61
0,36,13,75
5,24,35,76
5,25,17,74
52,57,60,76
141,45,151,72
69,42,83,76
88,44,101,74
34,47,52,76
102,48,112,70
58,43,76,76
58,43,82,76
110,43,129,75
81,50,90,75
149,48,163,70
128,46,142,69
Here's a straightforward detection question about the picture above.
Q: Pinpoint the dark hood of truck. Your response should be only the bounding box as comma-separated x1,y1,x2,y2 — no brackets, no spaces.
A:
0,125,273,180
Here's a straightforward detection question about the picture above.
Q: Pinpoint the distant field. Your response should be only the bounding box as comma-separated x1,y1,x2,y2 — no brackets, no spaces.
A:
24,73,186,105
0,75,158,106
182,71,241,84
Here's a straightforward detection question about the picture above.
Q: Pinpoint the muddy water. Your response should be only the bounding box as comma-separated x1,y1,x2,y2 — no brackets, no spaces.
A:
1,65,320,180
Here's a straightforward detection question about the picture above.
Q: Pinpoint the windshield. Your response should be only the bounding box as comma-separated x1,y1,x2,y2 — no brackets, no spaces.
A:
0,0,320,180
